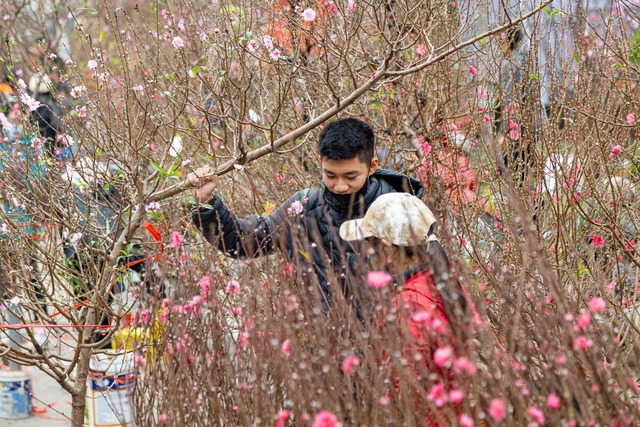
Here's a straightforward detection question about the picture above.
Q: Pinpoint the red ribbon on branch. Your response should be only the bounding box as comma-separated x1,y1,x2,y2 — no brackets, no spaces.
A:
119,220,165,270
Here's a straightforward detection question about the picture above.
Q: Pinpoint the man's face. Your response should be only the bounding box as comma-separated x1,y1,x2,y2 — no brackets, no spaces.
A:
321,156,379,195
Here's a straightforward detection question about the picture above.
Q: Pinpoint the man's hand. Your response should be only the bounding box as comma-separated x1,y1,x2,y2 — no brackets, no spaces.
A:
187,165,220,204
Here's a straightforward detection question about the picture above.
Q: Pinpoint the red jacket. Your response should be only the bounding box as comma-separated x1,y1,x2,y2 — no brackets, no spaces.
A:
394,268,454,362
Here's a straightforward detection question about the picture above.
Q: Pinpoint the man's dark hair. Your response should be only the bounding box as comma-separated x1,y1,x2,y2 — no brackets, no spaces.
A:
318,118,375,164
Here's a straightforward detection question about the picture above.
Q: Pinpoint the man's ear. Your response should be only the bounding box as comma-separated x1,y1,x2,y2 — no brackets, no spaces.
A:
368,158,379,176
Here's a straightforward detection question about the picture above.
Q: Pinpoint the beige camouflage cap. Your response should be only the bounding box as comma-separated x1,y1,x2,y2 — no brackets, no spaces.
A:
340,192,437,246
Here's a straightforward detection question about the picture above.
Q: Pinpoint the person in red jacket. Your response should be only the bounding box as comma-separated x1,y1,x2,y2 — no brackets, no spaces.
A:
340,192,467,345
340,192,468,425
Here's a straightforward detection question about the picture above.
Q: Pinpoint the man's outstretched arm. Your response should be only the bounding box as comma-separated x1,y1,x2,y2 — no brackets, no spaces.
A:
188,165,306,259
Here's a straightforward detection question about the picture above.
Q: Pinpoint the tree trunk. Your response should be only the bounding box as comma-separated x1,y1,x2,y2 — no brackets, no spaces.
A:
70,309,96,427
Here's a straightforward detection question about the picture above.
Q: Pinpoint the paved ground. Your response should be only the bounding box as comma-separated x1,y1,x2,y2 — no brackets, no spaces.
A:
4,365,72,426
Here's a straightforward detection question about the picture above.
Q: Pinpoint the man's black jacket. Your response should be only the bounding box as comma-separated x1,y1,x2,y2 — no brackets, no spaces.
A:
192,168,424,306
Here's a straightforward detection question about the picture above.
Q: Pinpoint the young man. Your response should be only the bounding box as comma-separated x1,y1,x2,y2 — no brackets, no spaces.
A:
188,118,423,307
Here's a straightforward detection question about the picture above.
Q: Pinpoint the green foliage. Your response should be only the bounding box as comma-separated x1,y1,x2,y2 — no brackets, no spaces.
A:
630,29,640,65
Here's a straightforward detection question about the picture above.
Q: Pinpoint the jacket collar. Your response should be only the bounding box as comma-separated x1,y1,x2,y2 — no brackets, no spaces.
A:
321,168,424,218
393,262,432,284
322,175,378,218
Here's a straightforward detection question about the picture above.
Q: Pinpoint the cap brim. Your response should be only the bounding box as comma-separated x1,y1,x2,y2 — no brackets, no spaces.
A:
339,219,374,241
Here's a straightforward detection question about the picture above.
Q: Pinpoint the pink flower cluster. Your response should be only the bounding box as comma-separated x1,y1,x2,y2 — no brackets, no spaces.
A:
433,346,453,368
172,36,184,49
341,355,360,376
591,234,604,248
367,270,392,288
417,134,431,156
262,35,281,61
488,399,505,422
226,280,240,295
169,230,183,248
288,200,304,216
312,411,338,427
301,8,316,22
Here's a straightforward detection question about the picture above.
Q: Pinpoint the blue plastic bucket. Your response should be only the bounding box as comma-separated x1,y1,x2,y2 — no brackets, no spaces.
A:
0,369,33,419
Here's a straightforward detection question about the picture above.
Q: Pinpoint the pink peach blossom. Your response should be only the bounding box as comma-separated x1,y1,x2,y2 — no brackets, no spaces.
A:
417,135,431,155
367,271,392,288
70,232,83,245
22,92,42,110
263,35,274,50
301,8,317,22
134,354,147,368
199,276,211,294
577,311,591,328
281,339,291,357
433,346,453,368
528,406,545,424
589,297,606,313
0,113,12,129
449,389,464,404
288,200,304,216
453,356,477,375
547,393,561,409
276,410,290,427
488,399,505,422
140,309,149,324
312,411,338,427
226,280,240,295
341,355,360,376
459,413,474,427
591,234,604,248
70,86,86,98
172,36,184,48
412,310,431,323
169,230,182,248
610,145,622,158
427,383,448,407
270,49,282,61
283,262,294,277
573,335,594,351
